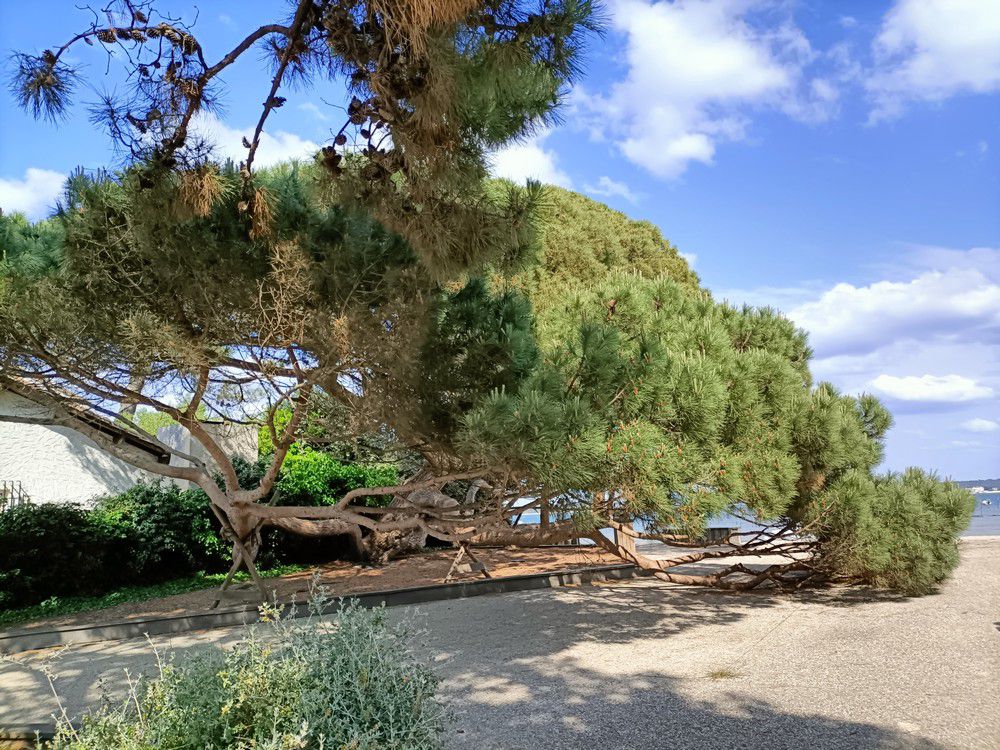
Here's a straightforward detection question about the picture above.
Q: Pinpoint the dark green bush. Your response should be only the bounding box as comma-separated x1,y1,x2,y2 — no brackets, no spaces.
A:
91,482,228,581
0,503,123,608
0,452,402,609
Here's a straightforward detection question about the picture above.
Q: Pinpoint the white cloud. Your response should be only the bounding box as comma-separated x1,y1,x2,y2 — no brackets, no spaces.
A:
788,267,1000,357
0,168,65,220
576,0,838,179
870,374,993,403
867,0,1000,122
192,113,321,167
962,418,1000,433
717,281,827,311
584,176,638,203
902,244,1000,281
298,102,329,122
726,247,1000,474
490,131,571,187
721,247,1000,430
839,16,858,30
950,439,998,449
680,252,698,268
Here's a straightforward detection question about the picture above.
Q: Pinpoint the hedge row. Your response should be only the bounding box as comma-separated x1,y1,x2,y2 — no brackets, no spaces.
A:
0,490,221,609
0,451,398,609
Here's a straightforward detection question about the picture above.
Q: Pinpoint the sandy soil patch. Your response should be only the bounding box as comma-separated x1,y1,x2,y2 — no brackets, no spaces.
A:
4,546,623,633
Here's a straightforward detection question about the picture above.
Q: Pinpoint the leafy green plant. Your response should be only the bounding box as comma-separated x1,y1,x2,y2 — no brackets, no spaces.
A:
46,599,444,750
0,451,400,613
0,504,124,608
91,481,228,581
0,487,229,610
277,446,398,507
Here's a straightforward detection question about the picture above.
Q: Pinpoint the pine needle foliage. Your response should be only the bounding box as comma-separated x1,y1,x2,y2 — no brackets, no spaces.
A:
511,184,701,311
460,269,974,588
10,0,599,279
8,51,77,122
802,469,973,595
0,212,64,278
0,165,972,595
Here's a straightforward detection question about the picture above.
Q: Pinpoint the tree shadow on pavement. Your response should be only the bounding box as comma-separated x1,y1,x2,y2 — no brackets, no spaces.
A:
402,581,950,750
438,665,943,750
0,579,952,749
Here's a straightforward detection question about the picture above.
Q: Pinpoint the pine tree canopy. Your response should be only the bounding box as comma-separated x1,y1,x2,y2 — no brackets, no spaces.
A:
1,0,973,595
508,184,701,312
0,212,64,279
0,164,973,593
9,0,598,277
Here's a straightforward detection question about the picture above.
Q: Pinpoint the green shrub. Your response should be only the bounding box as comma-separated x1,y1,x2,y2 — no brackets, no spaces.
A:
91,482,228,581
810,468,975,595
0,504,123,608
47,600,444,750
0,452,402,610
277,446,398,507
0,485,231,608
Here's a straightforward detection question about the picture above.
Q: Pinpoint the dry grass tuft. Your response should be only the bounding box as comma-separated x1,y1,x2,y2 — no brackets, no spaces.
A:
707,668,739,680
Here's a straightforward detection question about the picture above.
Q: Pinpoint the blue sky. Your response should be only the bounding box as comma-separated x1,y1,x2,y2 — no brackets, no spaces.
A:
1,0,998,479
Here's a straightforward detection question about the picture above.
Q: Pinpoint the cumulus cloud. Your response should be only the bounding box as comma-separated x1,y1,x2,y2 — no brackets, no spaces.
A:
192,113,321,167
723,247,1000,426
717,282,827,311
0,168,65,220
788,267,1000,357
903,244,1000,281
867,0,1000,121
490,131,571,187
584,176,639,203
962,418,1000,433
870,374,994,403
575,0,839,179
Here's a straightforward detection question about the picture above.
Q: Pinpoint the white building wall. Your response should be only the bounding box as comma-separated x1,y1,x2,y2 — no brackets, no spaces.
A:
157,421,259,489
0,392,159,506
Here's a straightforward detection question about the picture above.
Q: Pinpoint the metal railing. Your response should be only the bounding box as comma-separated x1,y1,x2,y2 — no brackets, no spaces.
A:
0,480,31,513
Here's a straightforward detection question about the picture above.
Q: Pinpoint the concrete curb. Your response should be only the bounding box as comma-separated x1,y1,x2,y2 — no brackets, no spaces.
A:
0,563,645,655
0,725,53,749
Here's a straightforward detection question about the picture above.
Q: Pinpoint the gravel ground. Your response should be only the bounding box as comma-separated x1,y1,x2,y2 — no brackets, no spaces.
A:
2,537,997,750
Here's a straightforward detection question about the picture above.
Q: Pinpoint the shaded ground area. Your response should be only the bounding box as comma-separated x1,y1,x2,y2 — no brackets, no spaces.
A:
1,537,997,749
1,546,621,632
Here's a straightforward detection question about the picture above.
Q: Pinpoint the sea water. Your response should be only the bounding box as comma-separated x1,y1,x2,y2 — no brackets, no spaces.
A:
513,491,1000,536
967,491,1000,536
